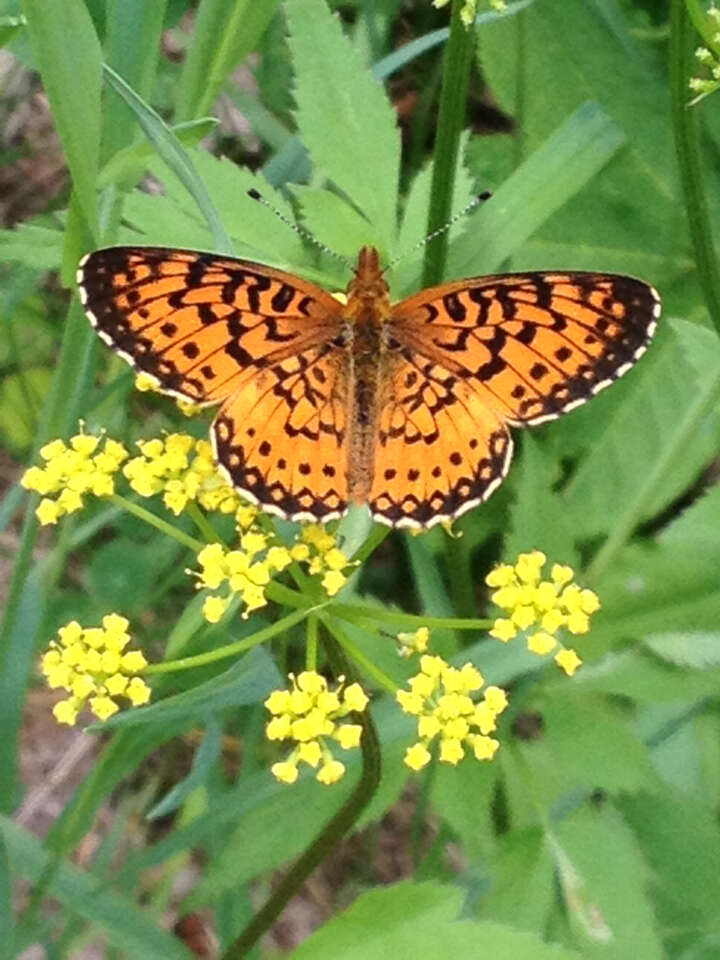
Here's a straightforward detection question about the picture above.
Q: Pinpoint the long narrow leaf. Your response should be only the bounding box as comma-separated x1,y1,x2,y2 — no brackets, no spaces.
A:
103,64,233,254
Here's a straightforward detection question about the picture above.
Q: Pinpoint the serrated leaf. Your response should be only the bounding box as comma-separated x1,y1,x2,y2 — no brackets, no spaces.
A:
287,0,400,254
292,185,382,259
477,827,556,933
288,881,579,960
564,320,720,554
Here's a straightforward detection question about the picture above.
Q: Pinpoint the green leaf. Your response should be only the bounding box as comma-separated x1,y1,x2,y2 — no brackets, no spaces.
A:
288,881,579,959
103,0,168,158
0,817,192,960
175,0,281,122
643,632,720,669
0,220,64,270
481,0,673,194
102,64,233,254
96,646,281,729
147,717,222,820
552,805,663,959
520,694,658,801
287,0,400,255
586,515,720,645
477,827,555,934
504,435,579,567
22,0,101,233
292,185,383,261
126,149,308,269
571,649,720,704
565,320,720,574
448,101,625,279
619,789,720,955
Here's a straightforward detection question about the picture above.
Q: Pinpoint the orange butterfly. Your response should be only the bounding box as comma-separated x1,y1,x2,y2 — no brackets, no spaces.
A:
77,246,659,529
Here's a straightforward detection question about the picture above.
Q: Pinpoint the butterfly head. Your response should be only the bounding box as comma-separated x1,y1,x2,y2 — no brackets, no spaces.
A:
346,246,390,318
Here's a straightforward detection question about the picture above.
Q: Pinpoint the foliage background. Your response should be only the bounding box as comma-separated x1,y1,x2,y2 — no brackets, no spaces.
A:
1,0,720,957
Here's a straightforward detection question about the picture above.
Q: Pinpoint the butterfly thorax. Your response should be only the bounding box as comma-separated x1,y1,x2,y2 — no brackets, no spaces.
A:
345,246,393,503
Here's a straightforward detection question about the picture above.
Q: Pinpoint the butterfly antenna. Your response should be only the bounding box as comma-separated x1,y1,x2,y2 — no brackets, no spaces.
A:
386,190,492,270
247,188,353,269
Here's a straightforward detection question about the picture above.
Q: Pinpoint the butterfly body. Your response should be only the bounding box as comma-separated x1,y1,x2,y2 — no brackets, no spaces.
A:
78,244,660,529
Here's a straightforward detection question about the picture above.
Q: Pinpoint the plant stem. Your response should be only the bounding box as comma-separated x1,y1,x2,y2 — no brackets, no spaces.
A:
145,606,318,674
185,501,223,544
669,0,720,336
306,615,319,670
321,615,398,695
421,0,474,287
332,602,492,632
220,635,382,960
110,494,204,552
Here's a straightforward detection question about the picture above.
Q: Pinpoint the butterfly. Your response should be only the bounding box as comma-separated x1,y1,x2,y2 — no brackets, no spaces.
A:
77,245,660,529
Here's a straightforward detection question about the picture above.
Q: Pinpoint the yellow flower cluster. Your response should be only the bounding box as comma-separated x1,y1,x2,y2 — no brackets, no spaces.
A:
396,626,430,658
295,524,351,597
22,433,128,525
397,655,508,771
265,671,368,785
123,434,239,516
485,551,600,676
194,537,296,621
432,0,506,27
41,615,150,725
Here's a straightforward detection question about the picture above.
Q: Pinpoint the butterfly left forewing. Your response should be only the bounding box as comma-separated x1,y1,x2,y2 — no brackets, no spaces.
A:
78,246,344,406
390,271,660,426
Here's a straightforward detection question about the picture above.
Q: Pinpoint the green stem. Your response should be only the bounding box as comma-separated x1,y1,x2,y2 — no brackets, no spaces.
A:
184,501,223,544
321,614,397,695
264,580,313,609
306,615,319,671
144,606,318,674
220,634,382,960
421,0,474,287
332,602,492,632
351,523,391,565
110,494,203,552
670,0,720,337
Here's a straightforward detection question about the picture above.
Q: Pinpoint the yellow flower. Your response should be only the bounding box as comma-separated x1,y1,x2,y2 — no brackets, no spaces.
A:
264,671,368,785
397,656,508,770
41,615,151,725
485,553,600,674
555,648,582,676
397,626,430,657
22,430,128,524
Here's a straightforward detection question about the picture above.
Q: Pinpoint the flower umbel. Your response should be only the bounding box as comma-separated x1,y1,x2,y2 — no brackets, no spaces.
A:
265,671,369,785
41,615,151,726
22,431,128,524
123,434,240,516
397,655,508,771
485,551,599,675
